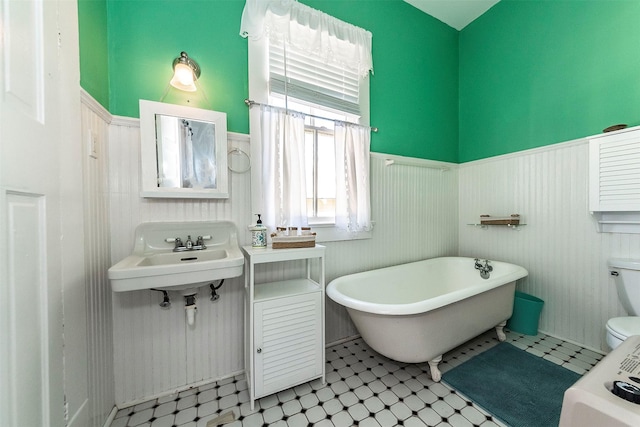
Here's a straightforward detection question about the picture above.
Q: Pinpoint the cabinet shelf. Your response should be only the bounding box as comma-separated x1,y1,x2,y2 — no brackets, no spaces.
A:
254,278,321,302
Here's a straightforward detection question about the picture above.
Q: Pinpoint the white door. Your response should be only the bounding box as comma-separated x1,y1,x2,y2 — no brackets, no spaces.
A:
0,0,79,425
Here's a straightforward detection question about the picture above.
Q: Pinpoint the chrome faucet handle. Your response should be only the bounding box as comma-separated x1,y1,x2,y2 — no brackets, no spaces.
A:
196,236,207,249
483,259,493,272
175,237,185,250
165,237,186,251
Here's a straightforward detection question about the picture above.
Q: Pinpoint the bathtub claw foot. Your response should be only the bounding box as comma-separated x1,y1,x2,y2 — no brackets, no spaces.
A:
428,356,443,382
496,321,507,341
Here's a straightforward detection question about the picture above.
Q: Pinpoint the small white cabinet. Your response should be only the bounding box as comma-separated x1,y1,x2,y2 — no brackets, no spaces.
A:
589,127,640,233
242,245,326,409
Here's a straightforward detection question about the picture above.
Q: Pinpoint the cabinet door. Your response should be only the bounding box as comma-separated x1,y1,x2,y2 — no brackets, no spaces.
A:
589,129,640,212
254,292,323,398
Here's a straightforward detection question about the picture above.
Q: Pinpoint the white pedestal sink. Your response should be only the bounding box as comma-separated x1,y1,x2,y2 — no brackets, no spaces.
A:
108,221,244,293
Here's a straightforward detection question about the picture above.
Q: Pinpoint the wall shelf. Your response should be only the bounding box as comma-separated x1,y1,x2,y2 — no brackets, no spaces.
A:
468,214,525,230
591,212,640,234
467,223,526,230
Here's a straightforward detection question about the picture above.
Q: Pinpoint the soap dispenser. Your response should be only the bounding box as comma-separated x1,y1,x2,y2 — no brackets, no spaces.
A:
249,214,267,248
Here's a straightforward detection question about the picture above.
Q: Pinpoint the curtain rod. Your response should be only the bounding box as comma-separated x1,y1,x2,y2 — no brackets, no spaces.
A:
244,99,378,133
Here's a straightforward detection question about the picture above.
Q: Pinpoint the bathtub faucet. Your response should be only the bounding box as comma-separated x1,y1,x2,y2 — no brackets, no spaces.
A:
474,258,493,279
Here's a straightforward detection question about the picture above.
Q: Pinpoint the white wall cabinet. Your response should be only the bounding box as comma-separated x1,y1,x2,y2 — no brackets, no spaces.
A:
589,126,640,233
242,245,326,409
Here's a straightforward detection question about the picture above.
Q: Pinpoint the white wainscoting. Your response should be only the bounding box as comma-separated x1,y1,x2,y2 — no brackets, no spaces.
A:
458,140,639,352
102,105,637,408
80,92,116,426
323,154,459,343
108,123,251,407
107,118,459,406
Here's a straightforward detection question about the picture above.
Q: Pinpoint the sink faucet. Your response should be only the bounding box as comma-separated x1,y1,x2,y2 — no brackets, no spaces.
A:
474,258,493,279
165,235,211,252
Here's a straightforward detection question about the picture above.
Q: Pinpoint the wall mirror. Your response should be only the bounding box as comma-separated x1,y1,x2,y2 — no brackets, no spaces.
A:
139,100,229,198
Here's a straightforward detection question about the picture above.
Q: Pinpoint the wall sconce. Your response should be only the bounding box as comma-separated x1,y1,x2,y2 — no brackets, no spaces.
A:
170,51,201,92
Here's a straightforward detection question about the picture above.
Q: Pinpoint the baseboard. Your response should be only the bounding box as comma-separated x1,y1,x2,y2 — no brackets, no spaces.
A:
326,334,361,348
102,406,118,427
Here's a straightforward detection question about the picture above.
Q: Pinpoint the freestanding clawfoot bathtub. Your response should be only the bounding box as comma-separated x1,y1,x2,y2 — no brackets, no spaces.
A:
326,257,528,381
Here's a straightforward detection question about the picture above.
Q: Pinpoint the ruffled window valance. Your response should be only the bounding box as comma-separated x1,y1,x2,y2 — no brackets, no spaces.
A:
240,0,373,78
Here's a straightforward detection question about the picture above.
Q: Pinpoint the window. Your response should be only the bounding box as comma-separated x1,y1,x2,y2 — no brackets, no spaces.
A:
241,0,373,240
268,38,364,116
264,19,369,226
305,117,336,224
269,96,359,225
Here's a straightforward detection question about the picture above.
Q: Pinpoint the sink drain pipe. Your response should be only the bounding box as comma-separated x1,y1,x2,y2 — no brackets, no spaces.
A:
151,289,172,308
185,294,197,326
210,279,224,301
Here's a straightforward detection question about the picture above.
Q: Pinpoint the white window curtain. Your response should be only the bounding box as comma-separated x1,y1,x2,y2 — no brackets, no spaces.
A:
242,0,373,235
249,103,372,233
335,122,372,232
240,0,373,78
252,104,307,229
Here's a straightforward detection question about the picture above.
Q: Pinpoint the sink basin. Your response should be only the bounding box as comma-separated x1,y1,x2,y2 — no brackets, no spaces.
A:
108,221,244,293
137,249,227,266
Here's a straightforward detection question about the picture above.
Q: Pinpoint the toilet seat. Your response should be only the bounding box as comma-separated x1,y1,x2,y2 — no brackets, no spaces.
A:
606,317,640,340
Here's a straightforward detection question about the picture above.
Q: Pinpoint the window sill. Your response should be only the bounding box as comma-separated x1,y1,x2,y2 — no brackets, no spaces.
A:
312,224,373,243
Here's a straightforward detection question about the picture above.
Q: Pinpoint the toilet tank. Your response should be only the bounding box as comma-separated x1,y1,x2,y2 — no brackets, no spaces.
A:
608,258,640,315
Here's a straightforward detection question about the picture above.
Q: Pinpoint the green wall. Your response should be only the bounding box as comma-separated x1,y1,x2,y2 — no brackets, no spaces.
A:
107,0,250,135
91,0,459,162
304,0,459,162
78,0,109,109
79,0,640,163
459,0,640,162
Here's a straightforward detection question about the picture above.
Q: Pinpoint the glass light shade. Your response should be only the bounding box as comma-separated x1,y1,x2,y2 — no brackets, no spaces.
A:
170,63,197,92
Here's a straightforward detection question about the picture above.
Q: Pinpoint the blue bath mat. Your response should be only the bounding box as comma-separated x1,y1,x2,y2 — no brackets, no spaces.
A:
442,342,581,427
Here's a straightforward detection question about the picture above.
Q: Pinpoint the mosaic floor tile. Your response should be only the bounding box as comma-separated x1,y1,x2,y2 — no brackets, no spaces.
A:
113,330,603,427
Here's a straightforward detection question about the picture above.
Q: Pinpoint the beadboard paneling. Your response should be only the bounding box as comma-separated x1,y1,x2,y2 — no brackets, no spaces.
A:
323,154,459,343
109,124,251,406
108,119,459,406
88,89,640,416
458,140,638,352
80,92,115,426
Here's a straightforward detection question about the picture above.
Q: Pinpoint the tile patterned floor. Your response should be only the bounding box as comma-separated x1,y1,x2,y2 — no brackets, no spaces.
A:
111,330,604,427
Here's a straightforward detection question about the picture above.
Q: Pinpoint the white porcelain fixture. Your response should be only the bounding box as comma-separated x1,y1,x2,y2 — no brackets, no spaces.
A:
108,221,243,293
327,256,528,381
606,258,640,349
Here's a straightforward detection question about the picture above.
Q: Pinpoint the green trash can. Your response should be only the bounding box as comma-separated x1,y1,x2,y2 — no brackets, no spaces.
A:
507,291,544,335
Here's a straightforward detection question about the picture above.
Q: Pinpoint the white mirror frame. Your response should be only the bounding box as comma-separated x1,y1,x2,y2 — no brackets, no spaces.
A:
139,100,229,198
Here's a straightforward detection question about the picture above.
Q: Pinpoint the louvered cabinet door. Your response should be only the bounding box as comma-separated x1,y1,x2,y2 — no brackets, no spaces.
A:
589,128,640,212
253,292,323,398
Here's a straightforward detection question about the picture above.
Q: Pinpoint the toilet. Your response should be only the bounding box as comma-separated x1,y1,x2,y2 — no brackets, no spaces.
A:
606,258,640,349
